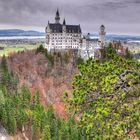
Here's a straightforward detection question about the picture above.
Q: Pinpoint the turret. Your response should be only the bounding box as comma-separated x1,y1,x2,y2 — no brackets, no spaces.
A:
78,24,82,33
62,18,66,33
46,21,51,33
63,18,66,25
55,9,60,24
99,25,106,48
99,25,106,43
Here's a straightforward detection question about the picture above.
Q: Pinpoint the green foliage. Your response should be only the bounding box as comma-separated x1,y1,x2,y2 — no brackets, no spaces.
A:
68,54,140,139
42,125,51,140
45,51,54,66
125,47,133,59
0,90,5,105
0,55,18,92
1,55,8,72
0,56,84,139
76,57,84,65
106,43,116,58
36,44,45,54
36,44,54,66
106,42,117,59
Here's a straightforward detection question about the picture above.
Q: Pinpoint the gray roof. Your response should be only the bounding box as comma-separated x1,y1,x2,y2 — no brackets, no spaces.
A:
47,23,81,33
50,23,62,32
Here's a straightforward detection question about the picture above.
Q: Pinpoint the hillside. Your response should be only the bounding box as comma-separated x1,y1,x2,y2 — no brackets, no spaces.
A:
0,46,140,140
7,49,78,117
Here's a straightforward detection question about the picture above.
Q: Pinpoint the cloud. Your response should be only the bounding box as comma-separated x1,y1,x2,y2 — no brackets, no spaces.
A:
0,0,139,34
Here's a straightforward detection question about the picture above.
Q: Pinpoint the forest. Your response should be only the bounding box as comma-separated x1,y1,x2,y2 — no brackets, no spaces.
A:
0,44,140,140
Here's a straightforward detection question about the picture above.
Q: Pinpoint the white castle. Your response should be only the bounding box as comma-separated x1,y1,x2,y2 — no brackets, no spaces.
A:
45,10,82,51
45,10,106,59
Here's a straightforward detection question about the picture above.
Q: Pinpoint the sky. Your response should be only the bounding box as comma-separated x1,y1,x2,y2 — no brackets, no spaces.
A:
0,0,140,35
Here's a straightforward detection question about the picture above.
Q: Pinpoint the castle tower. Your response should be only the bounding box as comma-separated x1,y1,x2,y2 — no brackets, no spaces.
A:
99,25,106,48
62,18,66,32
62,18,66,49
55,9,60,24
46,21,51,33
45,21,51,51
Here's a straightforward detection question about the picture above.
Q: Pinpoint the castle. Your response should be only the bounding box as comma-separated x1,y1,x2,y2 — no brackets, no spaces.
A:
45,10,106,59
45,10,82,51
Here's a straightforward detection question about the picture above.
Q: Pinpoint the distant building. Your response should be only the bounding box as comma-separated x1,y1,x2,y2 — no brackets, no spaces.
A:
112,41,127,56
80,33,97,59
80,25,106,59
45,10,82,51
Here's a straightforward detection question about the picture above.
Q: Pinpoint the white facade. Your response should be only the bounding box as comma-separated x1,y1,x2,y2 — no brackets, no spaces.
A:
80,33,97,59
80,25,106,60
45,10,82,51
46,32,82,51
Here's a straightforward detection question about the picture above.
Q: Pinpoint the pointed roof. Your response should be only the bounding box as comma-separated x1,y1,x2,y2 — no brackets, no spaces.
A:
56,9,60,17
55,9,60,23
63,18,66,25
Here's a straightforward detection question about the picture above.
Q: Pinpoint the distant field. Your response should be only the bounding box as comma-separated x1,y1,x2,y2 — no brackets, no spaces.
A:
128,45,140,53
0,44,40,56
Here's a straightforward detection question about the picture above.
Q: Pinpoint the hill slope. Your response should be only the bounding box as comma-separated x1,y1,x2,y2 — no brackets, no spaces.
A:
8,50,78,117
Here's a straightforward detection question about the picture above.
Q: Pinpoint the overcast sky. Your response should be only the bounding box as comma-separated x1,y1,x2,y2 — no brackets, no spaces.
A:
0,0,140,35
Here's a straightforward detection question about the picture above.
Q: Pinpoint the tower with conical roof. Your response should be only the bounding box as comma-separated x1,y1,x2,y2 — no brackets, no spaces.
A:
99,25,106,48
55,9,60,23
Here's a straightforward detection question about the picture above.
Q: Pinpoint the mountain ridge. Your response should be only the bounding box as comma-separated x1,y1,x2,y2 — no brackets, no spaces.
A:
0,29,45,36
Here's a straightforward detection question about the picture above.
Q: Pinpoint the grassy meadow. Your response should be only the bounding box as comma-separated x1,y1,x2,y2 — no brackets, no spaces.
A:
0,44,40,57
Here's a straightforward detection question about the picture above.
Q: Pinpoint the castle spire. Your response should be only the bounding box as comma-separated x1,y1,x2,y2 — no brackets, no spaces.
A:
55,9,60,23
63,18,66,25
56,9,59,16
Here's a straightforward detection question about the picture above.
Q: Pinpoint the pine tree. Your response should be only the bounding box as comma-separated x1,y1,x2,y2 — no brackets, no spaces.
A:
125,47,133,59
42,125,51,140
1,108,8,128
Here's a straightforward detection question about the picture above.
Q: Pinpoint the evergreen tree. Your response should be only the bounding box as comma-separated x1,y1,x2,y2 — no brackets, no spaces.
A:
67,52,140,139
42,125,51,140
125,47,133,59
36,44,45,54
106,42,117,59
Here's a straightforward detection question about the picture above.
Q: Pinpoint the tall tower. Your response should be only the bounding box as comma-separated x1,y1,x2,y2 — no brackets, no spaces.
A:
99,25,106,47
55,9,60,24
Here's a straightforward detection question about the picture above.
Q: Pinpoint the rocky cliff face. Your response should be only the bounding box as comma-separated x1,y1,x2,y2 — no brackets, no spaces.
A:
8,50,78,118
